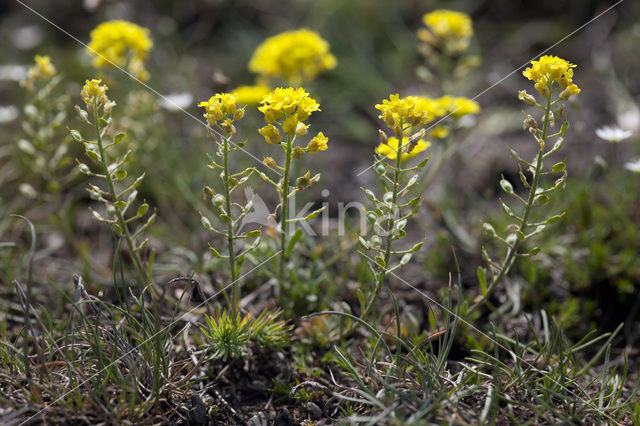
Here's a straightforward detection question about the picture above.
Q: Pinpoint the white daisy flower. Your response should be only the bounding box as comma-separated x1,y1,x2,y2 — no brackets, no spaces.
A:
624,158,640,173
0,105,18,123
159,92,193,111
595,125,633,143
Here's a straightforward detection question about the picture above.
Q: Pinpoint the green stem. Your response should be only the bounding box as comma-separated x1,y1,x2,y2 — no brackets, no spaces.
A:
360,126,405,322
93,101,152,294
469,90,553,314
278,134,293,289
222,131,238,314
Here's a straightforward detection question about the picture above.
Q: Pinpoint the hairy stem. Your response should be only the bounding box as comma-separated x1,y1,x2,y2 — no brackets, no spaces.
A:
278,134,293,289
222,131,238,314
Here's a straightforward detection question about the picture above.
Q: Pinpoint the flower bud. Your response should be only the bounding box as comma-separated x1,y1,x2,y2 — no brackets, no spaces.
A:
263,157,277,168
296,171,312,190
518,90,536,106
523,114,537,130
292,146,305,159
378,129,388,145
203,186,215,199
212,194,225,206
295,122,308,136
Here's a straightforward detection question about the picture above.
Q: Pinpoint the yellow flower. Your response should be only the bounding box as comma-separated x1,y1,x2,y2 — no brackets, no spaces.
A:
231,85,271,106
522,55,580,99
429,126,450,139
80,79,109,108
29,55,56,79
376,137,431,161
198,93,243,126
21,55,57,92
249,29,337,84
436,95,480,118
375,94,441,134
258,87,320,132
421,10,473,52
306,132,328,153
282,116,300,134
87,20,153,81
259,124,282,145
559,83,580,101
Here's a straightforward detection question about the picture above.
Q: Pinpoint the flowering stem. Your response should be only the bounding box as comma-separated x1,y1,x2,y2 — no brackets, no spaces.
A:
469,90,553,314
360,127,405,322
278,133,293,288
222,130,239,314
92,101,153,294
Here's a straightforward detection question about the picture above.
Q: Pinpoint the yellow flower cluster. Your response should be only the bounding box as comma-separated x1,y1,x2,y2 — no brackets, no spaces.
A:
258,87,319,128
375,94,441,134
87,20,153,81
29,55,56,79
81,79,111,112
522,55,580,99
21,55,57,92
376,137,431,161
418,10,473,53
198,93,245,132
258,87,327,154
249,29,337,84
231,84,271,106
437,95,481,118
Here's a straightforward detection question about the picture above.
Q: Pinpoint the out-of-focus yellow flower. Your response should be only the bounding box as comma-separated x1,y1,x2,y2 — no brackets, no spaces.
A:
375,94,441,134
436,95,480,118
258,87,320,135
231,84,271,106
29,55,56,79
81,79,109,109
21,55,57,92
306,132,328,153
249,29,336,84
198,93,244,127
419,10,473,53
376,136,430,161
87,20,153,81
429,125,450,139
522,55,580,99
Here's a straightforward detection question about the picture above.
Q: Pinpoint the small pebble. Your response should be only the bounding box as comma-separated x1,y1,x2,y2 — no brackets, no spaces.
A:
306,401,322,419
189,394,207,425
247,411,268,426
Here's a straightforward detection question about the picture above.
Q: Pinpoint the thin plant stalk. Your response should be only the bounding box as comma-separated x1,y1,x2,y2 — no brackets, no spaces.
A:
278,134,293,288
92,99,152,293
360,124,404,322
221,129,238,314
469,86,553,313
